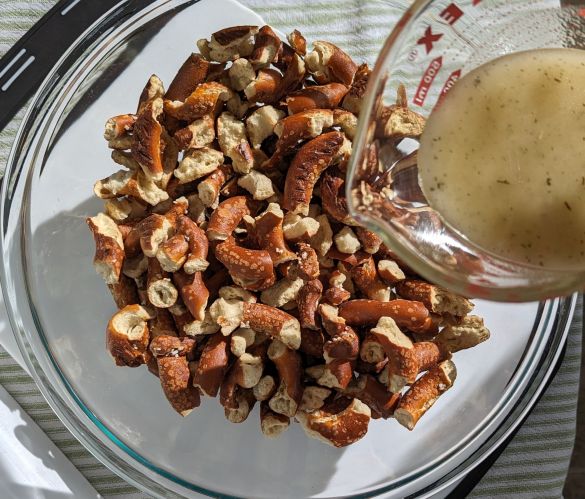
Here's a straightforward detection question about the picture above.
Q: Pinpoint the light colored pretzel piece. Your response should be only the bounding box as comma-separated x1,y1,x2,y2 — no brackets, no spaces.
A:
104,114,137,141
199,25,259,63
245,105,285,149
242,302,301,349
228,58,256,91
396,280,474,317
94,169,169,206
377,260,406,285
260,402,290,437
230,327,256,357
173,115,215,150
183,309,220,337
253,375,277,401
217,112,254,174
309,214,333,257
394,360,457,430
334,227,362,254
299,386,331,412
174,147,224,184
260,277,304,308
282,213,320,242
305,41,358,86
237,170,275,200
87,213,125,285
267,340,303,417
297,397,370,448
104,197,147,224
208,298,244,335
434,316,490,353
332,109,358,140
106,304,151,367
147,257,179,308
137,74,164,113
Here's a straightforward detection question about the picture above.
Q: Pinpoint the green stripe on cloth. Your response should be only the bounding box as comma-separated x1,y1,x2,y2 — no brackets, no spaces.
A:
0,2,581,499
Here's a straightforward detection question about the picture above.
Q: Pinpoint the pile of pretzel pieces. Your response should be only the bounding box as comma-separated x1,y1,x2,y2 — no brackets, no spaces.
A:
87,25,490,447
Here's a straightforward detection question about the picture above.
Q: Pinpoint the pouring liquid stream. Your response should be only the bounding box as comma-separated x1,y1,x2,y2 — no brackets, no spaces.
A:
418,48,585,270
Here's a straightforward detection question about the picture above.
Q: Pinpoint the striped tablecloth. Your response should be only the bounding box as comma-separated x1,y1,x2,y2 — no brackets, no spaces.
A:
0,1,582,497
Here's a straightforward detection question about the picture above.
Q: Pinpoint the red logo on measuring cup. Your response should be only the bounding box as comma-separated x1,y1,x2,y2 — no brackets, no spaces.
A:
413,57,443,106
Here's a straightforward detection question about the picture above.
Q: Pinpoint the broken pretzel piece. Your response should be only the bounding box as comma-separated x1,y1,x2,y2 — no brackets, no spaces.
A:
297,396,370,448
434,315,490,353
106,304,151,367
396,279,474,317
199,25,258,63
283,130,345,216
215,237,276,291
217,112,254,174
394,360,457,430
164,82,231,122
87,213,125,285
242,302,301,350
267,340,303,417
305,41,358,86
286,83,349,115
260,402,290,437
192,332,230,397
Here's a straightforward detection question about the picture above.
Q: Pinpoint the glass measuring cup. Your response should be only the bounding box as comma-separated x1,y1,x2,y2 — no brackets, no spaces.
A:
347,0,585,302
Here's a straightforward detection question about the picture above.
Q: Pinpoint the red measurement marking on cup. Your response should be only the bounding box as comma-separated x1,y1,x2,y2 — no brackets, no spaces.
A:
580,7,585,18
472,0,482,5
436,69,462,106
440,3,464,25
417,26,443,54
413,56,443,106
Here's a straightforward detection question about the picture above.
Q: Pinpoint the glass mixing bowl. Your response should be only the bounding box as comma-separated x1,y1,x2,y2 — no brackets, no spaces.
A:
347,0,585,302
0,0,577,497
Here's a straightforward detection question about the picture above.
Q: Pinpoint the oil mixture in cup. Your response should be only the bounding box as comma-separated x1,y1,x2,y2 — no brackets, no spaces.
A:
418,49,585,270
